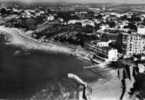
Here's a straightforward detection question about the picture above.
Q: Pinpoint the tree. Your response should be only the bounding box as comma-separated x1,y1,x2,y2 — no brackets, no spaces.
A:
82,25,94,33
124,23,137,32
107,21,116,28
56,11,72,22
101,34,109,42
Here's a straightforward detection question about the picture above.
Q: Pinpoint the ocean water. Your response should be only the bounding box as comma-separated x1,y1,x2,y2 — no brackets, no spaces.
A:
0,43,95,99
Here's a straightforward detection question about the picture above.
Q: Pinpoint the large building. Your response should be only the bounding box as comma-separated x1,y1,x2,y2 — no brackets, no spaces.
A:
122,33,145,58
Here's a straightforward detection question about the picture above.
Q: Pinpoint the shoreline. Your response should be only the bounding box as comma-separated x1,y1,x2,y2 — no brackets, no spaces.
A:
0,26,92,62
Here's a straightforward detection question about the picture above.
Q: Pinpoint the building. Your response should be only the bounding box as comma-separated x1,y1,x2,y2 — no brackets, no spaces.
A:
97,40,113,47
85,40,111,59
47,15,55,21
108,48,118,61
122,33,145,58
137,25,145,35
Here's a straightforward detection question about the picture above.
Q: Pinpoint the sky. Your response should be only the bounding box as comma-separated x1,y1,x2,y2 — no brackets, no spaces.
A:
1,0,145,4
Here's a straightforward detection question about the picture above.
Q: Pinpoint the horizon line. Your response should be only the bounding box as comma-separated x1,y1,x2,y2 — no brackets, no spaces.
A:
1,0,145,5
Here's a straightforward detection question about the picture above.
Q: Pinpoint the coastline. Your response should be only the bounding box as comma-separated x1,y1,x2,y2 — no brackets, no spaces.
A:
0,26,123,100
0,26,92,62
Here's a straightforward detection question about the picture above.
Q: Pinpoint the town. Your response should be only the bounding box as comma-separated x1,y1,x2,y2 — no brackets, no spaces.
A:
0,1,145,100
1,3,145,61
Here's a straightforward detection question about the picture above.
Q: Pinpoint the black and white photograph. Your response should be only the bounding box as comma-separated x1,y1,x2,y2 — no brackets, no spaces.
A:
0,0,145,100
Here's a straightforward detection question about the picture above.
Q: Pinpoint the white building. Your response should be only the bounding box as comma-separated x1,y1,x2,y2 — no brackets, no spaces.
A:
137,26,145,35
100,24,109,31
47,15,55,21
68,19,95,27
82,20,95,27
108,48,118,61
110,12,122,17
108,49,118,61
125,34,145,57
138,64,145,73
68,20,80,24
97,40,112,47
